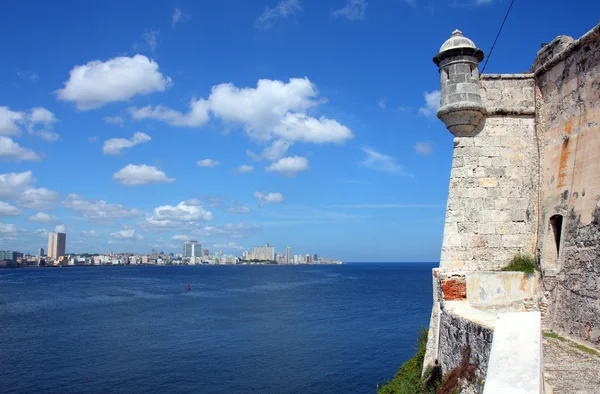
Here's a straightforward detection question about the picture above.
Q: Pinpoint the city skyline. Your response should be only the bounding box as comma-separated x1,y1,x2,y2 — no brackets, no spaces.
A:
1,1,598,261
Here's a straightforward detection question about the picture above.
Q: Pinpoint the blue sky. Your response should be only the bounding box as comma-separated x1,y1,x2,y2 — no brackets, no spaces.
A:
0,0,598,262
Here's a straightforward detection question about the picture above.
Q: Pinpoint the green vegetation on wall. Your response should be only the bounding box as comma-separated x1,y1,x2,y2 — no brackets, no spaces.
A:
501,254,537,276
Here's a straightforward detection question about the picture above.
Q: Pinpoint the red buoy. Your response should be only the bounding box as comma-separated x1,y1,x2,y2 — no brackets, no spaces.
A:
187,283,191,291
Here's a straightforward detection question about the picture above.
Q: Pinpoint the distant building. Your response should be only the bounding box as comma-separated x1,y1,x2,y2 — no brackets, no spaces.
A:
276,253,285,264
38,248,45,257
286,247,290,264
183,241,202,258
313,254,318,262
306,254,312,264
251,243,275,261
47,232,66,260
203,248,210,257
0,250,18,267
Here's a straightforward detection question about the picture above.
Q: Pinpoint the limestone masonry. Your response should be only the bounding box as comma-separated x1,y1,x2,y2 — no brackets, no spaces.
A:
423,23,600,392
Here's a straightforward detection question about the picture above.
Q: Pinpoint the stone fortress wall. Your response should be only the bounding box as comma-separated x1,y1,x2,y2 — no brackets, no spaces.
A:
423,23,600,385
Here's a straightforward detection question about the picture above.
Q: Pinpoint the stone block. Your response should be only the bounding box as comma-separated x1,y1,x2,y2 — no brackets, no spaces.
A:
479,178,498,188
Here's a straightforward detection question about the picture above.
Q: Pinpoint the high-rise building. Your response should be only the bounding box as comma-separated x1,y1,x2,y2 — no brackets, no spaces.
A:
251,243,275,261
285,247,290,264
38,248,45,257
47,232,66,260
183,241,202,258
0,250,18,267
313,254,318,262
203,248,210,257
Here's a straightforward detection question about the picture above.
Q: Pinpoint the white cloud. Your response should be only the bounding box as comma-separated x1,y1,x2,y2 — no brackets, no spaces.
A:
113,164,175,186
111,229,143,240
0,222,18,235
27,212,55,222
332,0,367,20
151,201,213,222
226,206,250,213
142,29,159,53
0,106,25,135
0,106,58,141
62,194,144,221
255,0,302,29
254,191,284,205
234,164,254,174
0,136,41,161
265,155,309,176
56,55,172,110
103,132,151,155
0,171,35,198
88,136,98,143
34,228,48,238
16,70,39,82
419,90,440,116
81,229,98,237
172,8,190,26
377,97,386,109
247,139,292,161
415,141,433,157
212,242,245,251
54,224,67,233
0,202,21,216
171,234,191,241
360,146,413,176
0,171,59,210
129,99,210,127
197,158,221,168
104,116,125,125
16,187,60,210
129,78,353,145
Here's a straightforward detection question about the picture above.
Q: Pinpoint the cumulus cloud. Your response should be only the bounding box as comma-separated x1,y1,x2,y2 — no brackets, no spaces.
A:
151,201,213,222
265,156,309,176
56,55,172,110
34,228,49,238
332,0,367,21
54,224,67,233
171,234,191,241
360,147,413,176
111,229,143,240
247,139,292,161
197,158,221,168
113,164,175,186
419,90,440,116
234,164,254,174
103,132,151,155
255,0,302,29
415,141,434,157
27,212,55,222
254,191,284,205
0,171,60,210
0,222,18,235
139,201,213,232
0,136,41,161
212,242,245,251
129,78,353,145
0,202,21,216
0,106,58,141
62,194,144,221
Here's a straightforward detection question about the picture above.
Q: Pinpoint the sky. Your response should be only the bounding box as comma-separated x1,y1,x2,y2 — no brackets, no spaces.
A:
0,0,598,262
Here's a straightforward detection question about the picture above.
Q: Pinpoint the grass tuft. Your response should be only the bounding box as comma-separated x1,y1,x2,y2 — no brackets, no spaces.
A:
501,254,537,276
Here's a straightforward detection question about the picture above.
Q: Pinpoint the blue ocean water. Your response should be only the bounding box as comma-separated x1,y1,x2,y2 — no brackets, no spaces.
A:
0,263,435,394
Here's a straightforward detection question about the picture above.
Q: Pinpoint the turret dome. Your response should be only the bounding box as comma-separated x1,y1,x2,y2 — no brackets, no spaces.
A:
439,29,477,52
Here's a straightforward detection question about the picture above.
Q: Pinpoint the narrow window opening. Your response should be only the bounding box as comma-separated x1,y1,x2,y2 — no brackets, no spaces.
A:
444,69,449,80
550,215,563,255
470,65,474,77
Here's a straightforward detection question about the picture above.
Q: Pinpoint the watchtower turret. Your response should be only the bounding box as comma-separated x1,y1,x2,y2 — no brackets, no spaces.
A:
433,30,485,134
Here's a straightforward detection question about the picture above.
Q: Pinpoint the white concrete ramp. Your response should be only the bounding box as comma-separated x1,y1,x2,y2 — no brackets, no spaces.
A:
483,311,543,394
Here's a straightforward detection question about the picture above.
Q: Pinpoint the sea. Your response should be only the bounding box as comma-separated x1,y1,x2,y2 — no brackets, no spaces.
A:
0,263,435,394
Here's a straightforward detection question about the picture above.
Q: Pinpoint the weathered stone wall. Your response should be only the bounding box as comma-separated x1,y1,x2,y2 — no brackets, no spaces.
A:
533,24,600,349
439,75,538,272
438,308,493,378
